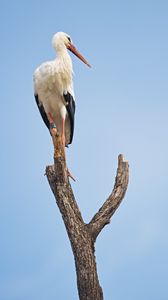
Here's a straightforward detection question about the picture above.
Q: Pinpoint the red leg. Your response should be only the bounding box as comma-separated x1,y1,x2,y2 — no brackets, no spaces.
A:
62,118,75,182
47,112,58,159
48,112,56,135
61,118,66,148
48,112,54,123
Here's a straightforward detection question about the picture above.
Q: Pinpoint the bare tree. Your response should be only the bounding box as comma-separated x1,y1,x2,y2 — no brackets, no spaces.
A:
46,131,129,300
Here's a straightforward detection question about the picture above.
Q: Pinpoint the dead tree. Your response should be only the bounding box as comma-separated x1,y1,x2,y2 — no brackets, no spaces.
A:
46,130,129,300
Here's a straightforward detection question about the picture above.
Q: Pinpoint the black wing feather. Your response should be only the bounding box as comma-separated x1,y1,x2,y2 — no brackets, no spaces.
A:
63,92,75,144
34,94,50,131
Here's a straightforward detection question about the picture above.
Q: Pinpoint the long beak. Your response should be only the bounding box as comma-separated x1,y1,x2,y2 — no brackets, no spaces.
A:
67,44,91,68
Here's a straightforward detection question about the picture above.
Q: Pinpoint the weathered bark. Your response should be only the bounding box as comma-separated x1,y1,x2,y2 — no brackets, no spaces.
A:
46,130,129,300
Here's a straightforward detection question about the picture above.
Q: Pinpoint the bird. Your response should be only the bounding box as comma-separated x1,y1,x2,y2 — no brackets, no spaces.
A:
33,31,91,179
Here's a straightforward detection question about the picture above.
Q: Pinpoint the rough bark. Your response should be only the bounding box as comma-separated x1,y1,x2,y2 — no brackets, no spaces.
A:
45,130,129,300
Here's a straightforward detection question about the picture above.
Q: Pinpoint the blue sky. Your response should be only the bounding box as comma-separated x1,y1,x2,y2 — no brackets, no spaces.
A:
0,0,168,299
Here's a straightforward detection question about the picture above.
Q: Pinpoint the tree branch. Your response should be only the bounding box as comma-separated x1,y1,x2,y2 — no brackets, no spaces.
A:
88,154,129,240
45,130,129,300
46,131,84,231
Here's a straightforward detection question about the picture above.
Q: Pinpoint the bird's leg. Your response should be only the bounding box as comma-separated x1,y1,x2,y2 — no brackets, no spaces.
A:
62,118,75,182
48,112,57,135
47,112,58,157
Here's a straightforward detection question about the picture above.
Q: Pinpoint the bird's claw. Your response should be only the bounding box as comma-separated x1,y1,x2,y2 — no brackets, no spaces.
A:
66,168,76,182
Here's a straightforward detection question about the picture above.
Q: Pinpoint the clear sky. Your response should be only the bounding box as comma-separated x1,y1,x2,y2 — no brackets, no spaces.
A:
0,0,168,299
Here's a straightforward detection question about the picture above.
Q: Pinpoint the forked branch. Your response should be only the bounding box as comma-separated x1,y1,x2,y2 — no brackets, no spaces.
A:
45,130,129,300
88,154,129,240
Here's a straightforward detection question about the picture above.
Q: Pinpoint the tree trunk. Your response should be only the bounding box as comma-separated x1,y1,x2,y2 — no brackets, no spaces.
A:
45,131,129,300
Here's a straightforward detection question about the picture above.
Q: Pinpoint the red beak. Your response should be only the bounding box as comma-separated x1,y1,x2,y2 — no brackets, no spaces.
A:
67,44,91,68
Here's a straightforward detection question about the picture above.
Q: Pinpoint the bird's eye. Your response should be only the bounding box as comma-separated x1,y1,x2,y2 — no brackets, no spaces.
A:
67,36,71,43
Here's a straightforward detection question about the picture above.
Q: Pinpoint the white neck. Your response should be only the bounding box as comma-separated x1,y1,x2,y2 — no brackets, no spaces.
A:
56,46,73,75
53,46,73,94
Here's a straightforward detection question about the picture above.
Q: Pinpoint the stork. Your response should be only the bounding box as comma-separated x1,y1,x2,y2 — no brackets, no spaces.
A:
33,32,91,179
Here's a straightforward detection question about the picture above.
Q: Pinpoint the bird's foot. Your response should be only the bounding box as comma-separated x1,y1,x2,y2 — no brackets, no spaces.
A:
48,112,57,135
66,168,76,182
50,125,57,136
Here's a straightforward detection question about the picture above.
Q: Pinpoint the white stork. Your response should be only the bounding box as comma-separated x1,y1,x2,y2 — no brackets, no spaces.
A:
33,32,91,179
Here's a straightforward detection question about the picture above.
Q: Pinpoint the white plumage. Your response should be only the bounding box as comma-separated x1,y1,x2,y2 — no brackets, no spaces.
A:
34,32,74,144
33,31,90,178
34,32,90,146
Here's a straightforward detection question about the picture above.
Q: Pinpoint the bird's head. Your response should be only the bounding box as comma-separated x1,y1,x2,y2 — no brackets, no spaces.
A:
52,32,91,67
